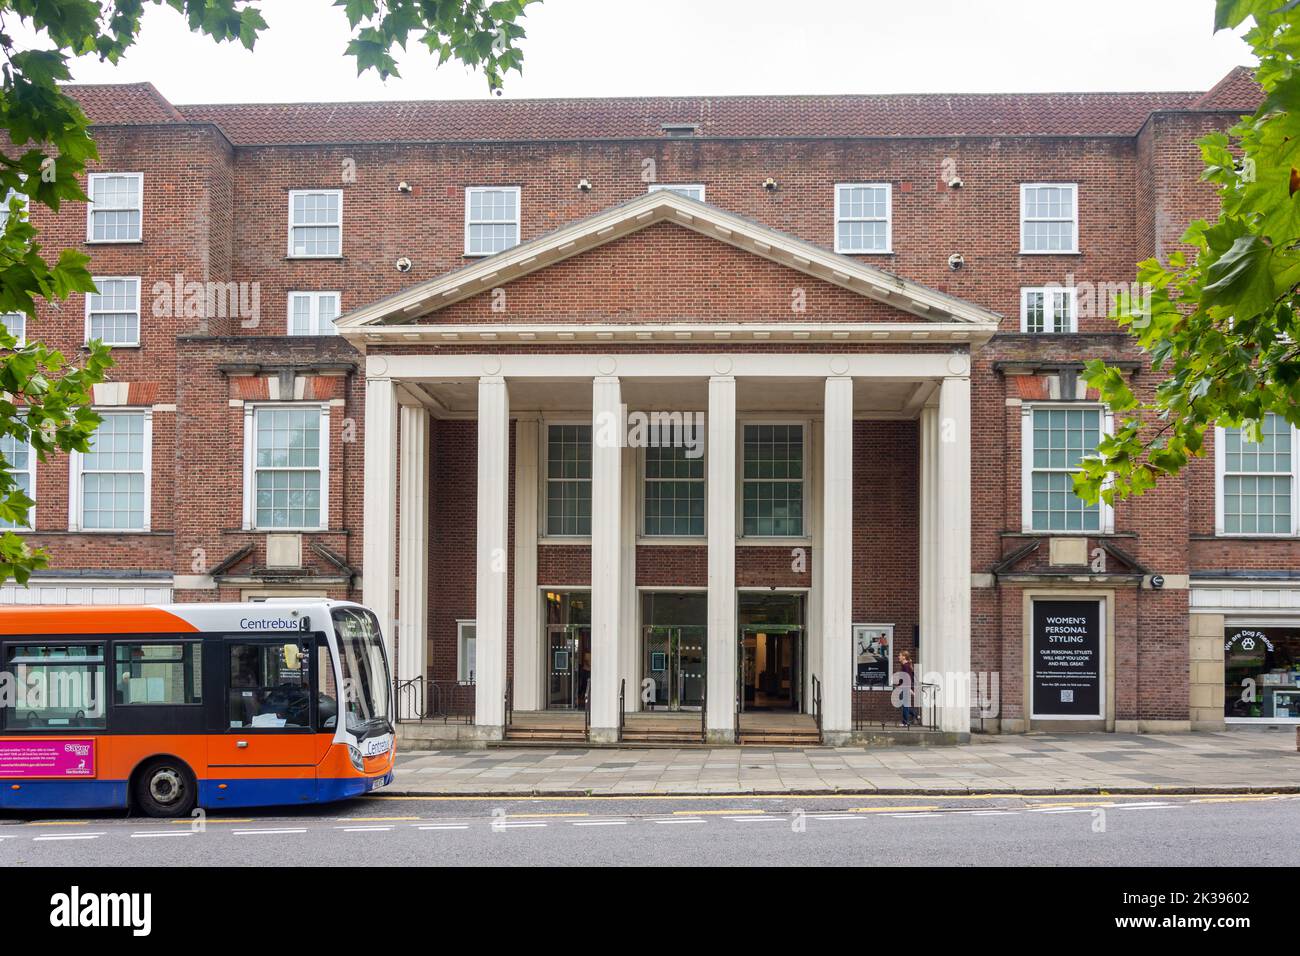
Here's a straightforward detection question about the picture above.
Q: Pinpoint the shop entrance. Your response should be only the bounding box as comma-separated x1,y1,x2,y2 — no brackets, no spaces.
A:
641,591,707,711
543,591,591,710
738,592,806,713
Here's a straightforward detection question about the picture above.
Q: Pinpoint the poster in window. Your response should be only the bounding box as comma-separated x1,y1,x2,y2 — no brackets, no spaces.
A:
1031,599,1103,718
853,625,892,689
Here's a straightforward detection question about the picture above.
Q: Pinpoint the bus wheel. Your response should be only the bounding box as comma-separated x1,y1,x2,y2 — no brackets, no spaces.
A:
134,759,196,818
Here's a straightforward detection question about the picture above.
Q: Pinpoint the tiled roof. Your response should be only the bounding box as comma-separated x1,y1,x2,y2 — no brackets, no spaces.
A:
1190,65,1263,111
65,81,187,125
63,69,1262,145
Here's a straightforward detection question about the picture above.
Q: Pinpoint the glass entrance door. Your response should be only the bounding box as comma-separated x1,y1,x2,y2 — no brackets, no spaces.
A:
738,626,804,712
546,624,591,710
642,625,706,711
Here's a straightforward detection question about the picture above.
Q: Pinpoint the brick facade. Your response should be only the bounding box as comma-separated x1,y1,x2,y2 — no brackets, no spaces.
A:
10,71,1273,731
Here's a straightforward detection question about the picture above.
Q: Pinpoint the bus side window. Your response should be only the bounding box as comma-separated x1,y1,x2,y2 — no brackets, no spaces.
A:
5,643,107,729
227,643,310,730
316,641,338,730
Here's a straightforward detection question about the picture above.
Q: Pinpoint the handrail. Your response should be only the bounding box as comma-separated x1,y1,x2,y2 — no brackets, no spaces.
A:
505,674,513,729
700,678,707,743
617,678,625,743
583,679,591,741
734,687,741,745
811,674,823,744
920,681,939,731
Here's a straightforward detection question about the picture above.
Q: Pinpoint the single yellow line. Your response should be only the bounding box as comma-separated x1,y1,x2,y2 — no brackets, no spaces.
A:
26,820,91,826
367,790,1285,803
168,817,254,825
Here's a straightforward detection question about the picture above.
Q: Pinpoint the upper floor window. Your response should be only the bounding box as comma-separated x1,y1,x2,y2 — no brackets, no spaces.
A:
287,291,341,336
742,424,805,537
465,187,521,256
0,432,34,530
86,173,142,243
648,184,705,201
1,312,26,347
1020,183,1078,254
1022,404,1110,533
644,444,705,537
1217,413,1298,536
1021,287,1077,333
544,423,591,536
244,404,330,531
71,409,151,532
287,189,342,258
0,189,26,232
85,277,141,347
834,183,891,254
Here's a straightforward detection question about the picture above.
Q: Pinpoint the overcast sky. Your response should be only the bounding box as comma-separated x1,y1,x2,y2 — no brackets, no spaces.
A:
45,0,1252,103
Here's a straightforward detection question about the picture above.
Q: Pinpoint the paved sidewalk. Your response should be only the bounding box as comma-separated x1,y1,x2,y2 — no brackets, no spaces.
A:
389,730,1300,795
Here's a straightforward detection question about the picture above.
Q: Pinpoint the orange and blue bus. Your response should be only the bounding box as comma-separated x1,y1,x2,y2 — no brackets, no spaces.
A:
0,600,395,816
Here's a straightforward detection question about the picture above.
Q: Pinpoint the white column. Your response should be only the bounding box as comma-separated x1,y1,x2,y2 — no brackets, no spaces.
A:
807,419,824,712
397,404,429,691
512,417,541,710
706,376,737,741
363,377,398,666
821,376,853,736
619,442,639,712
918,403,938,688
474,377,510,733
589,376,623,739
935,374,972,734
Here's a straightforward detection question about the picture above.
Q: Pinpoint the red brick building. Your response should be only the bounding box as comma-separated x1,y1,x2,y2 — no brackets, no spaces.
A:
6,67,1290,742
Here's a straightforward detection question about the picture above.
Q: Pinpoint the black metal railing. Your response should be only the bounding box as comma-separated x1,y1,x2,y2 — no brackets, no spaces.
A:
583,681,591,740
505,675,514,729
919,681,939,732
617,678,625,743
733,688,741,745
394,675,476,724
811,674,823,743
700,679,707,743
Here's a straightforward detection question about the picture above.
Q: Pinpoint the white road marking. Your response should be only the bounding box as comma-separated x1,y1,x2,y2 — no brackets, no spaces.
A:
888,813,941,818
339,826,394,832
726,815,783,822
1116,805,1177,811
494,822,546,829
1033,808,1094,814
415,824,469,831
652,818,705,825
131,831,194,839
968,810,1019,816
808,814,859,820
572,820,627,827
34,833,104,841
232,828,308,835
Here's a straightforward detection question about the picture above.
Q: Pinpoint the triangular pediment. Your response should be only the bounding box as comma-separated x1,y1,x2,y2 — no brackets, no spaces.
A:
337,190,1001,348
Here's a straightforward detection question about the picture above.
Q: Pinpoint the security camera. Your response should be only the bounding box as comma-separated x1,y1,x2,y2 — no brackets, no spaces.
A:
397,180,413,194
947,253,965,271
577,178,593,193
395,256,413,273
947,176,963,189
762,177,778,192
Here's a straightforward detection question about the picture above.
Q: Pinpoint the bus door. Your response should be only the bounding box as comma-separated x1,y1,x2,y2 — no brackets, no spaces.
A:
212,636,318,771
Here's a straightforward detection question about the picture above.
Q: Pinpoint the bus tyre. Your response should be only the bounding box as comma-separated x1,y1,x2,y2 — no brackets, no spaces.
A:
134,759,196,818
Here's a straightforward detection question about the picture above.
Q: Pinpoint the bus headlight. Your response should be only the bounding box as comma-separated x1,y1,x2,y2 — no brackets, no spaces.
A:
348,746,364,772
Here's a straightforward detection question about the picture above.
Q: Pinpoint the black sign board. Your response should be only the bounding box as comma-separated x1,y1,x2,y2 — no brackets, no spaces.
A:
1031,600,1102,718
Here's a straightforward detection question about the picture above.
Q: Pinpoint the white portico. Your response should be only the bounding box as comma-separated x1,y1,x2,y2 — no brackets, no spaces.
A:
339,190,999,741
